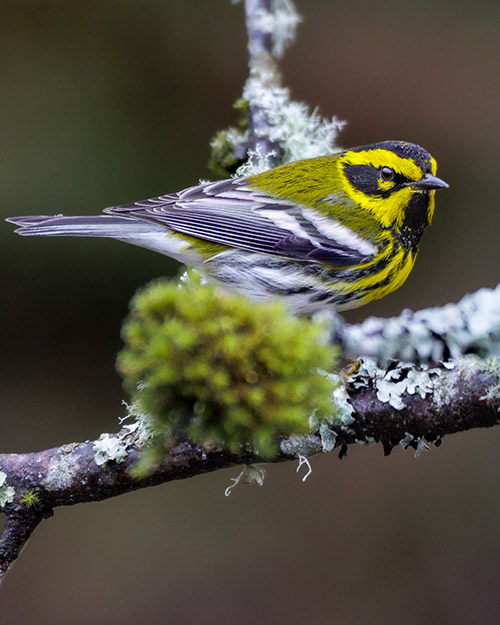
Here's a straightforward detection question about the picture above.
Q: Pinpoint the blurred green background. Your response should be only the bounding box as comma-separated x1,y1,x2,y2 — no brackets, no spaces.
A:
1,0,500,622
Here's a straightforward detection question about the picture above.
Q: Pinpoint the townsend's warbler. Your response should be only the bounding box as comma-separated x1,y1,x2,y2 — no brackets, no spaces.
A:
7,140,448,314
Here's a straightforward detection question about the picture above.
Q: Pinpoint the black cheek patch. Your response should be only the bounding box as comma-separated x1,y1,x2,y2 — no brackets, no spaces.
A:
344,164,394,197
344,164,380,195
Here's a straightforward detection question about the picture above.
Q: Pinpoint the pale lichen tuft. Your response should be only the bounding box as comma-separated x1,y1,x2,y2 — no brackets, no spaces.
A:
225,464,266,496
0,471,15,507
93,434,129,466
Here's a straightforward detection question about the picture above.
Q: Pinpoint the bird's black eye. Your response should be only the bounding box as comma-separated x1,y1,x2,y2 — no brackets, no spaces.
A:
380,166,394,181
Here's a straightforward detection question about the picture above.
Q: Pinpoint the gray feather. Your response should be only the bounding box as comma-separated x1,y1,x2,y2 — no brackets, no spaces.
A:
5,215,162,238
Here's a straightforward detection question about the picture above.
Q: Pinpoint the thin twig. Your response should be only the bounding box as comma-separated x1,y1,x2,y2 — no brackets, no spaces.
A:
244,0,283,164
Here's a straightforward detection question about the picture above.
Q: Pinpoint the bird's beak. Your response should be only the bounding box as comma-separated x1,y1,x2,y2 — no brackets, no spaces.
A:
412,173,449,190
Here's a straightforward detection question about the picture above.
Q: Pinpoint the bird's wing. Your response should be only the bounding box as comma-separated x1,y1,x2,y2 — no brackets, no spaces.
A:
104,178,376,266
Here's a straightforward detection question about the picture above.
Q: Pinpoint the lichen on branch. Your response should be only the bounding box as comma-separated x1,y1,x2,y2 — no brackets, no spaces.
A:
211,0,345,176
324,283,500,364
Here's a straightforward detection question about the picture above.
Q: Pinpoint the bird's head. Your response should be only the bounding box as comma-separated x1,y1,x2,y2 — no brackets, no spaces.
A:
338,140,448,231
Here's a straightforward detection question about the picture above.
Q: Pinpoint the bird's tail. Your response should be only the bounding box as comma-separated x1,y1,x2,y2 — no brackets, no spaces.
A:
6,215,159,238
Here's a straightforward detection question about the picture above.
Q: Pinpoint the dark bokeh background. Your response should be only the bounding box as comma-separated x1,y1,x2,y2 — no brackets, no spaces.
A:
1,1,500,622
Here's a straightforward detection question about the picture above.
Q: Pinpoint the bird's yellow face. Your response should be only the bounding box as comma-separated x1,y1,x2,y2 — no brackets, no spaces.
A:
337,141,447,230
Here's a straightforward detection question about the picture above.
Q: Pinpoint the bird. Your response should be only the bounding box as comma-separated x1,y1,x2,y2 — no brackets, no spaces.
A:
6,140,448,314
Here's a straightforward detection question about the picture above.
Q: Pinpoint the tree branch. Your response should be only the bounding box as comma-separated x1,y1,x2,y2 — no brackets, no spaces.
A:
327,283,500,364
0,512,44,579
1,355,499,581
244,0,284,164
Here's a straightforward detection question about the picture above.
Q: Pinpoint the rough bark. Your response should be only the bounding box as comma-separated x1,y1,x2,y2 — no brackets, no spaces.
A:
1,357,499,581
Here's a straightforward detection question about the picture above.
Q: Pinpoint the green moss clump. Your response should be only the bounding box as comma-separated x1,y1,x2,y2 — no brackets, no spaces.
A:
118,273,339,458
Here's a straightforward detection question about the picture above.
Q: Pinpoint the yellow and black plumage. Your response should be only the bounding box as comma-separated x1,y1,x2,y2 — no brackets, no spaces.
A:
7,140,448,314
